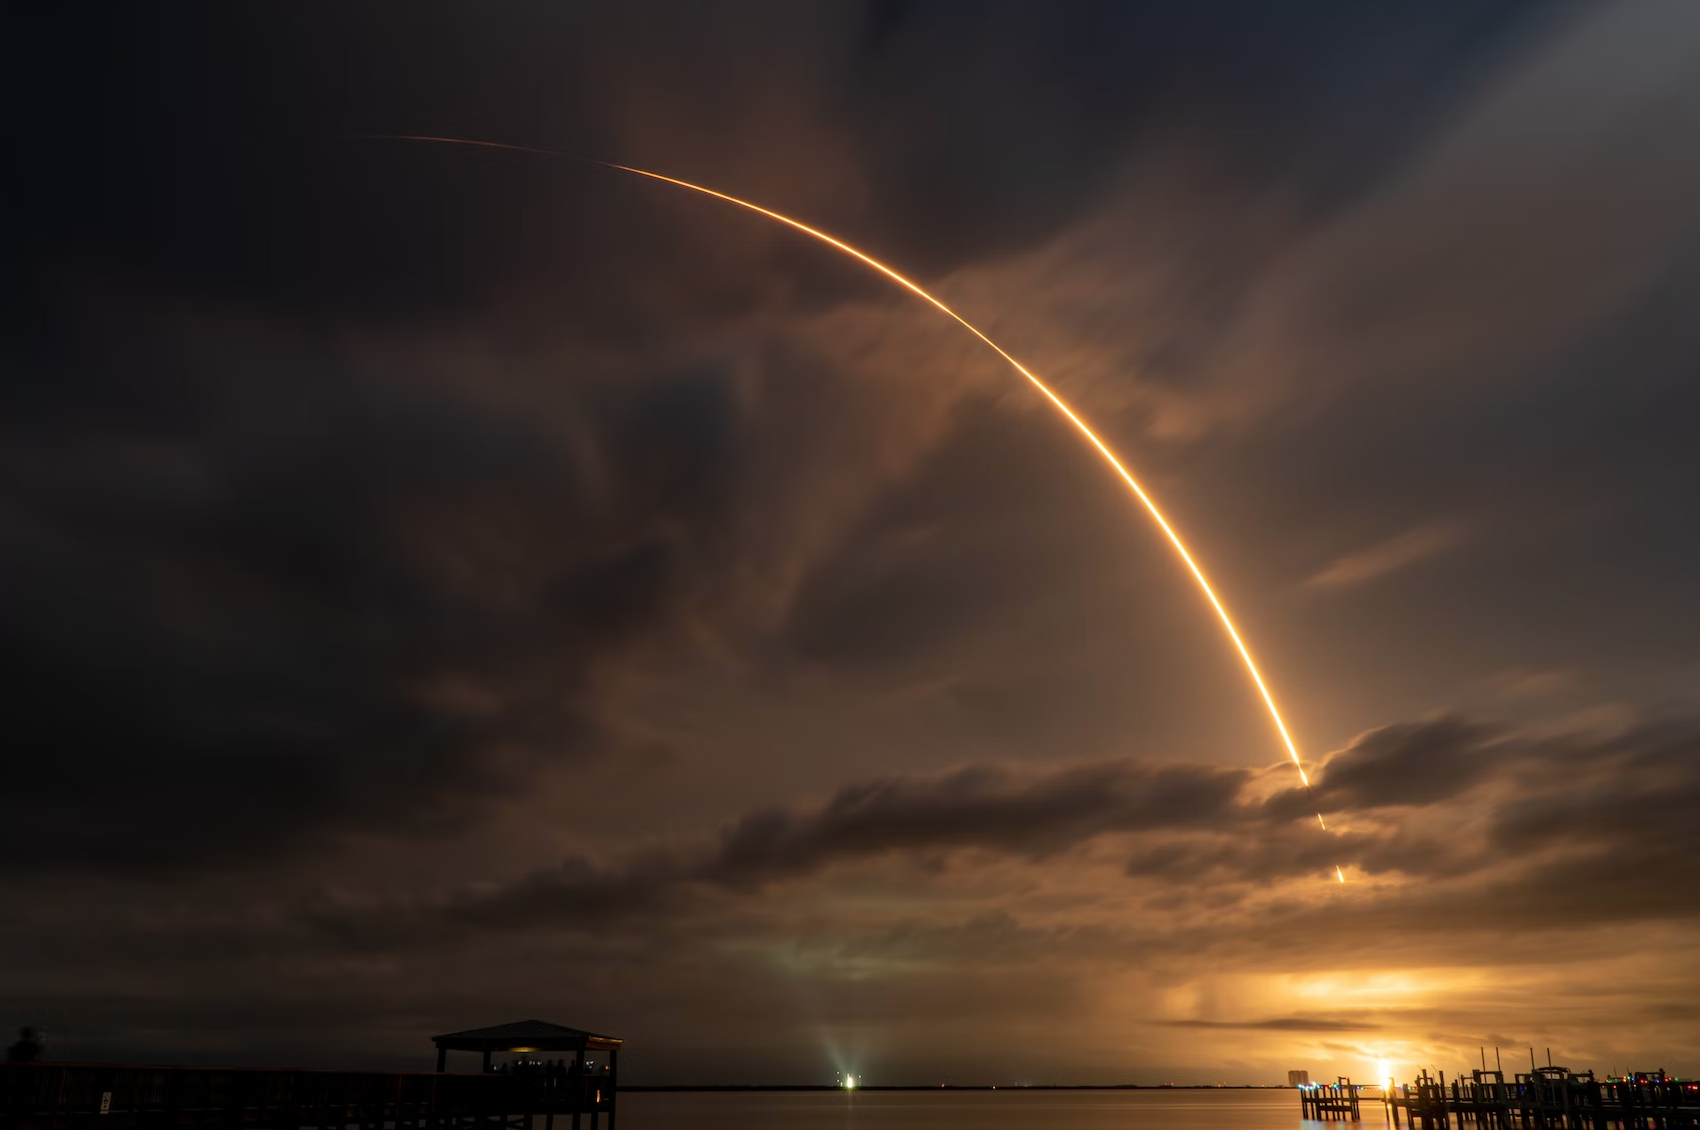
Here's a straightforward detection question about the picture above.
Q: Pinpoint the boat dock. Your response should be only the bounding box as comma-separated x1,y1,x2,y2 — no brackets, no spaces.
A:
1386,1068,1697,1130
1299,1066,1698,1129
0,1061,614,1130
1301,1078,1366,1120
0,1017,624,1130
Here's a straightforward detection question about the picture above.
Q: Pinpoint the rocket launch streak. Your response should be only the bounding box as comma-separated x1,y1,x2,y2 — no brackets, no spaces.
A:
376,135,1338,867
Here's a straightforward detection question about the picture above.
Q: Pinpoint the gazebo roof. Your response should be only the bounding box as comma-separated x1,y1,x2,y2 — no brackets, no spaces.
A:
433,1019,622,1053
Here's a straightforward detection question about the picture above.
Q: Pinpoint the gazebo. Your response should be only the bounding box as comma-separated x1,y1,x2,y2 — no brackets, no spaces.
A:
431,1019,623,1075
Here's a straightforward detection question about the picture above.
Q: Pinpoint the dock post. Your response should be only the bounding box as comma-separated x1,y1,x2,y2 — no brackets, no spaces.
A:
571,1050,584,1130
606,1049,618,1130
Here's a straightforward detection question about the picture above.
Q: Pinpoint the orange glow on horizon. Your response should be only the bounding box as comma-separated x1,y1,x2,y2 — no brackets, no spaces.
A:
378,135,1336,861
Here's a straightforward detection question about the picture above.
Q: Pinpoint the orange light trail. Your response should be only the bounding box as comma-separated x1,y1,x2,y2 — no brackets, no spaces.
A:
377,135,1337,859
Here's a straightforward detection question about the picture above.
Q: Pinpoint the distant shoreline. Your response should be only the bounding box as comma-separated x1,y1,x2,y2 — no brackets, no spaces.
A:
620,1084,1291,1092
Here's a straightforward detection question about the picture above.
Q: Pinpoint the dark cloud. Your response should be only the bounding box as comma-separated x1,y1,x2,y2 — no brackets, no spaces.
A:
1161,1017,1381,1032
708,758,1242,870
1122,821,1473,886
303,712,1700,950
1312,715,1510,809
439,757,1249,931
7,711,1700,1074
849,0,1564,270
0,318,742,869
7,1,1565,323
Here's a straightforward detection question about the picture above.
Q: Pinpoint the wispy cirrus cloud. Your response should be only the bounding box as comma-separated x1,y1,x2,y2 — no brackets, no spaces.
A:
1306,520,1465,589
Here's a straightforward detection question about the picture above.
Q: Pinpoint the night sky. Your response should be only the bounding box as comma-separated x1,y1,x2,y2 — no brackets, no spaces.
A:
5,0,1699,1084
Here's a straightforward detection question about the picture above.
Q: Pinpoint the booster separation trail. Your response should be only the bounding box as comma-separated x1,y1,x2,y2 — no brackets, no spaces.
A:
378,135,1339,871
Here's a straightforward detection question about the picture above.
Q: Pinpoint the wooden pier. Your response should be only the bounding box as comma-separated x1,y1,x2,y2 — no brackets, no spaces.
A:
1301,1077,1366,1120
0,1061,616,1130
1299,1066,1698,1129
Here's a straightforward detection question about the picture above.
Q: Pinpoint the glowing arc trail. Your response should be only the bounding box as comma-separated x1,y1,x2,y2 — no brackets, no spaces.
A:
379,135,1339,867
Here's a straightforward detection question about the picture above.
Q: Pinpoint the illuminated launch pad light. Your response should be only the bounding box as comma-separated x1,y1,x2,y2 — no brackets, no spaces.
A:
375,135,1339,868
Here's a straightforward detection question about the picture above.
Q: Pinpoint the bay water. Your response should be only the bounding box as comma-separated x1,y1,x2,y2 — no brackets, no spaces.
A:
620,1087,1341,1130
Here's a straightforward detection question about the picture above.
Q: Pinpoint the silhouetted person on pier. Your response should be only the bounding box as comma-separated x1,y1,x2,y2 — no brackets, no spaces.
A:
6,1028,43,1062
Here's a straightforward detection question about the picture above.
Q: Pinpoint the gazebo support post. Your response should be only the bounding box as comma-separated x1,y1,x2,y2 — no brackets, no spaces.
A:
572,1048,585,1130
430,1019,623,1130
607,1048,619,1130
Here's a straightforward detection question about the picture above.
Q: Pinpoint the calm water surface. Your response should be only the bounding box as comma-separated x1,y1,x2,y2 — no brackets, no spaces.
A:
621,1088,1352,1130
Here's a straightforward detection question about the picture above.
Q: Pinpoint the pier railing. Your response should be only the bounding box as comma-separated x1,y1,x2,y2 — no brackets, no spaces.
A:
0,1062,617,1130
